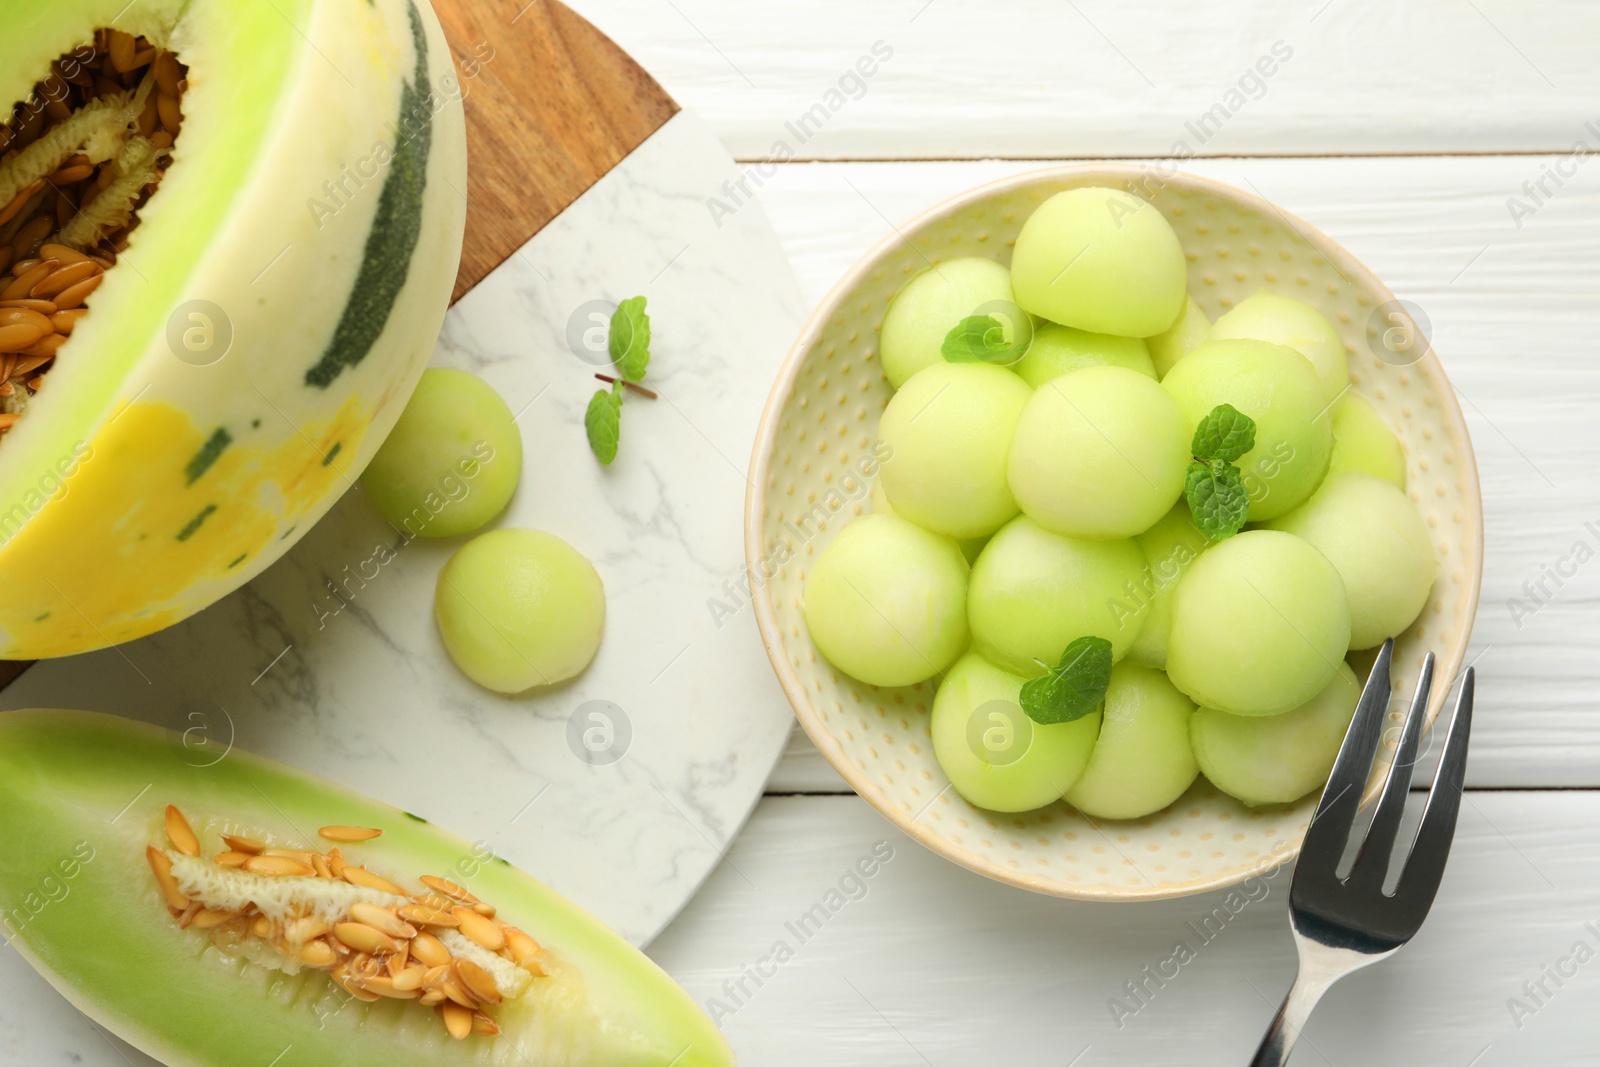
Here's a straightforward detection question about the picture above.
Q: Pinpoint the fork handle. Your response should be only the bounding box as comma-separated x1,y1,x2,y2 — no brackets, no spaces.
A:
1249,965,1335,1067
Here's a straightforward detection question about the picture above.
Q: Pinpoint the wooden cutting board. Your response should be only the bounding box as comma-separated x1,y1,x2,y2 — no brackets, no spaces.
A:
0,0,674,692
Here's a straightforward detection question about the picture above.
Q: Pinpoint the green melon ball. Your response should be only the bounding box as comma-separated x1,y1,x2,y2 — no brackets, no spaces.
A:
877,362,1032,539
879,257,1022,389
968,516,1148,675
362,368,523,538
1147,295,1211,379
1008,365,1189,540
1010,187,1187,337
1329,391,1406,489
931,652,1101,812
1160,339,1333,521
1166,530,1350,716
435,529,605,693
1065,662,1199,820
803,514,970,687
1125,503,1213,669
1208,290,1349,403
1011,322,1154,388
1266,472,1437,650
1191,662,1361,806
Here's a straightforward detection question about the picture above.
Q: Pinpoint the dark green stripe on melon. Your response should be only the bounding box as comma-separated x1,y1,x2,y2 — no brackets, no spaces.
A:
304,1,433,389
185,428,231,484
176,504,216,541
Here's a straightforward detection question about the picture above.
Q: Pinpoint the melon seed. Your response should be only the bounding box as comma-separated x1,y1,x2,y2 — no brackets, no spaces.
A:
243,855,314,877
454,959,502,1006
341,865,406,895
454,907,505,953
420,875,478,904
438,1002,472,1040
333,922,402,956
163,806,200,856
349,902,416,940
410,931,452,968
145,847,188,910
318,825,383,843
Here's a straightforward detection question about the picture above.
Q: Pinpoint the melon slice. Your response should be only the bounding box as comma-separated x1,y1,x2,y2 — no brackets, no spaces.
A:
0,0,467,658
0,709,732,1067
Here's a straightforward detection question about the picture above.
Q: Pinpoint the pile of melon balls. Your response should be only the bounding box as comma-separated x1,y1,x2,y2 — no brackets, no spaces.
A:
802,187,1439,818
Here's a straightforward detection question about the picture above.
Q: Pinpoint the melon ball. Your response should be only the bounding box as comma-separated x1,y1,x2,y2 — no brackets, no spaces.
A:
1166,530,1350,716
1125,503,1212,669
435,529,605,693
879,257,1021,388
877,362,1032,539
1010,187,1187,337
1208,290,1349,403
968,516,1148,675
1266,471,1437,649
1008,365,1189,540
1011,322,1154,388
1160,339,1333,521
362,368,523,538
1329,391,1406,489
1191,662,1362,806
1065,662,1199,820
1147,295,1211,379
803,514,969,687
931,652,1101,812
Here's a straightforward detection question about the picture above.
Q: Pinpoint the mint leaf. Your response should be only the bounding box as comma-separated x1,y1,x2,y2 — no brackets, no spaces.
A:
1019,636,1113,725
941,315,1023,365
1191,403,1256,463
610,296,651,382
1185,458,1249,540
585,383,623,464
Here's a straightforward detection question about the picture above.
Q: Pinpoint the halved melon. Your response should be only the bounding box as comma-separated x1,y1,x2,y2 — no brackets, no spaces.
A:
0,709,733,1066
0,0,467,658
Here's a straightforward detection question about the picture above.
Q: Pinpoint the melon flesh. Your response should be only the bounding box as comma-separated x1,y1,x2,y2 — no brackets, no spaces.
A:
0,709,732,1067
0,0,467,657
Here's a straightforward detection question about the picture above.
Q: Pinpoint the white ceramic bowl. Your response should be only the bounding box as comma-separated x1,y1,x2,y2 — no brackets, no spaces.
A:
746,166,1483,901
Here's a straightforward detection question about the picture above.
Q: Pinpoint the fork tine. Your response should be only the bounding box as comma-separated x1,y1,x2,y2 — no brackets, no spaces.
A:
1349,652,1435,887
1296,639,1393,877
1394,668,1475,905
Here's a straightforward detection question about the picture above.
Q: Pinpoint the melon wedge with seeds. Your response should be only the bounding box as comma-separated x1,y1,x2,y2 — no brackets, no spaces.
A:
0,709,733,1067
0,0,467,658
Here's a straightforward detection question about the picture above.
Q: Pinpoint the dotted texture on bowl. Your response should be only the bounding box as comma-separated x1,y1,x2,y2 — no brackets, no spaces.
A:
748,167,1483,902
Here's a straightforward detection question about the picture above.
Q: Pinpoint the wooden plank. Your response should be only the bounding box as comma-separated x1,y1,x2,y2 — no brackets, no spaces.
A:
650,793,1600,1065
748,154,1600,790
436,0,678,301
569,0,1600,159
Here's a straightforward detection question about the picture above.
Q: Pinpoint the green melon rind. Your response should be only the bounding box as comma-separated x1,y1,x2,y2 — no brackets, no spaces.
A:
0,710,732,1067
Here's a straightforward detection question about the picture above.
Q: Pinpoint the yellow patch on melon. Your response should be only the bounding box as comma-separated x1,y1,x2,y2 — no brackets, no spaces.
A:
0,397,367,657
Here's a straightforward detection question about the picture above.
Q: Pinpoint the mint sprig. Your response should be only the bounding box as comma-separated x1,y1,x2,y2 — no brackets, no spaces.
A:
941,312,1032,367
610,296,651,382
1019,636,1113,725
584,380,623,465
1184,403,1256,540
585,296,655,463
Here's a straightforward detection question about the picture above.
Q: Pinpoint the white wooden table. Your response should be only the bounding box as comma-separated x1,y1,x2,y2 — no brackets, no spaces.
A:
567,2,1600,1062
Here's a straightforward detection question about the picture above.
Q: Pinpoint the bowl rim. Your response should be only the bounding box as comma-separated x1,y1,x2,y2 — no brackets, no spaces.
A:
744,162,1485,902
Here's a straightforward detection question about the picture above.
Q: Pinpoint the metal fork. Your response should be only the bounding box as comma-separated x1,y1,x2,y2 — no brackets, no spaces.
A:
1249,639,1476,1066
